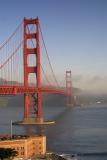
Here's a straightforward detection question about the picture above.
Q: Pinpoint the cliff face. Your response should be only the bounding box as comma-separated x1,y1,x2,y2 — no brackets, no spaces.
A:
0,95,23,108
43,94,66,106
0,94,66,108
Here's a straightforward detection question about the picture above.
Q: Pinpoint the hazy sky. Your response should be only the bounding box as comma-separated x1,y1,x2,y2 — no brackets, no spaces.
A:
0,0,107,93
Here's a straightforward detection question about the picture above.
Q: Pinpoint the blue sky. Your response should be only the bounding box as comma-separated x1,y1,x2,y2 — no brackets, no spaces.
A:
0,0,107,92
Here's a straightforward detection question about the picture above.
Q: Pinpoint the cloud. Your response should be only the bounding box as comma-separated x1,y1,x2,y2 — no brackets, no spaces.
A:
73,74,107,94
73,74,82,82
88,76,103,84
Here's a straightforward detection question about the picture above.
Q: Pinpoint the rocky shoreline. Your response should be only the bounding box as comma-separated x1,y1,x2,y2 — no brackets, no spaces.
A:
40,153,78,160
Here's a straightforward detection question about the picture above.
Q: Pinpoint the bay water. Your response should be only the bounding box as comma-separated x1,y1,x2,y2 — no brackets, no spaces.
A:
0,101,107,160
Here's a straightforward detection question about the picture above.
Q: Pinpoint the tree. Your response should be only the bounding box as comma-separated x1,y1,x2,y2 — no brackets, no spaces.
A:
0,148,18,160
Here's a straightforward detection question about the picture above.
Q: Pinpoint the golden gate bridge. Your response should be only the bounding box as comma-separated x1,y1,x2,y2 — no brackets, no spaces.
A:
0,17,73,124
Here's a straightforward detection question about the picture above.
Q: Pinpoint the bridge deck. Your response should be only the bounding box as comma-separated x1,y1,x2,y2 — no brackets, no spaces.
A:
0,86,66,95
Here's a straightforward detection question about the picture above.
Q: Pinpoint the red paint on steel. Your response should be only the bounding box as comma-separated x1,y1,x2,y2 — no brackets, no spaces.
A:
66,70,73,105
36,17,42,121
23,17,43,120
0,86,66,95
0,17,68,122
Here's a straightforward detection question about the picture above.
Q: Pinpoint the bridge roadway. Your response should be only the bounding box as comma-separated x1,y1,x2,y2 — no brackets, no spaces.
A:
0,86,66,95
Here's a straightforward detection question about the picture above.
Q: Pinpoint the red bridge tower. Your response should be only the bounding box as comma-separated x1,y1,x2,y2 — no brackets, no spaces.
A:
66,70,74,106
24,17,42,123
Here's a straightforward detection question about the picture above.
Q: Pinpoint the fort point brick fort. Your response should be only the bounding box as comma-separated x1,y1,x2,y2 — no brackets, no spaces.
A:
0,135,46,159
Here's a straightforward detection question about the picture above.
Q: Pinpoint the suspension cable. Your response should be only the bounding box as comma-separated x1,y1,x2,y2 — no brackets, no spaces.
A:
39,24,60,87
26,25,52,86
0,40,23,70
0,20,23,51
